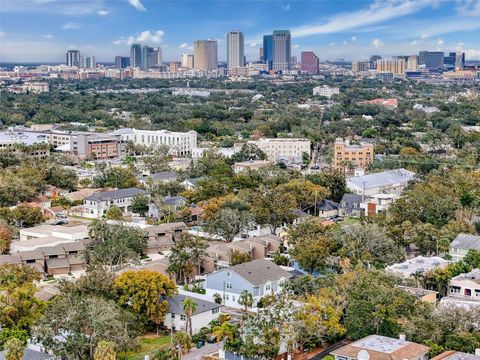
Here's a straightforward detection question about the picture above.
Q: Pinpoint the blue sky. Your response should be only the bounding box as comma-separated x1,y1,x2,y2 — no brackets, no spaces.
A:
0,0,479,62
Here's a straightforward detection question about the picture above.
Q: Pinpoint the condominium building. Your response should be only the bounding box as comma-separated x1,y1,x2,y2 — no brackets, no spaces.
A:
181,53,194,69
130,43,142,68
376,59,406,76
113,128,198,155
352,61,370,74
227,31,245,70
193,40,218,71
66,50,80,67
332,138,374,173
263,35,273,69
153,47,163,67
234,138,311,165
419,51,444,70
142,45,155,70
313,85,340,98
407,55,419,70
272,30,291,71
301,51,319,74
80,56,96,69
115,56,130,69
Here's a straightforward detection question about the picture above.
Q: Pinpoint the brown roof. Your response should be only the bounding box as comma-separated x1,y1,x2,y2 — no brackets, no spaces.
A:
46,257,70,269
146,222,188,234
0,254,22,265
431,351,480,360
17,250,44,261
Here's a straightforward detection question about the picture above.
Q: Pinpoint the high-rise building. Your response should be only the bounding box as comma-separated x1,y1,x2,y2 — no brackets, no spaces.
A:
226,31,245,70
407,55,418,70
369,55,382,69
66,50,80,67
153,47,163,67
352,61,370,74
455,52,465,70
193,40,218,71
301,51,319,74
181,53,194,69
130,44,142,68
115,56,130,69
418,51,444,70
263,35,273,69
80,56,96,69
142,45,155,70
259,47,264,61
272,30,291,72
376,59,406,76
169,62,179,72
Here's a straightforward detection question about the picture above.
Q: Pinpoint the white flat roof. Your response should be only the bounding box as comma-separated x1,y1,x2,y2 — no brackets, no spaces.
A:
352,335,409,354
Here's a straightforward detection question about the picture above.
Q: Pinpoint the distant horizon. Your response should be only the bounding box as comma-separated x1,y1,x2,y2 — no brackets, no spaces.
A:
1,0,479,63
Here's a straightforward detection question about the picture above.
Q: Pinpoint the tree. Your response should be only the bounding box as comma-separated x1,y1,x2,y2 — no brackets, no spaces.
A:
229,250,251,266
114,270,176,333
105,205,123,221
172,332,193,358
34,294,137,359
277,179,330,211
94,340,116,360
306,169,347,203
59,268,115,300
238,290,253,313
46,165,78,191
0,328,27,351
205,208,251,242
131,194,150,217
0,226,11,254
12,204,44,228
213,293,223,304
231,144,267,162
4,337,24,360
167,234,207,284
212,322,236,344
181,297,198,336
93,166,138,189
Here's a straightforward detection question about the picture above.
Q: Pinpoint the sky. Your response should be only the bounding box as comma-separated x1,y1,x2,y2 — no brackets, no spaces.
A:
0,0,480,63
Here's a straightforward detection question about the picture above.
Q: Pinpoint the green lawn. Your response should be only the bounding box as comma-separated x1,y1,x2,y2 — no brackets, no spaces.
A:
118,335,171,360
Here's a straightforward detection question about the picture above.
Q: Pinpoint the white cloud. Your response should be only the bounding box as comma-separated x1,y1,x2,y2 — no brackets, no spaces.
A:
292,0,437,37
250,42,258,47
456,0,480,16
328,42,336,46
342,40,348,45
293,44,300,49
437,38,445,46
281,4,291,11
97,10,108,16
114,30,164,46
179,43,188,49
1,0,105,15
62,22,80,30
128,0,146,11
0,31,5,37
351,35,358,42
464,48,480,59
371,38,384,48
44,34,53,39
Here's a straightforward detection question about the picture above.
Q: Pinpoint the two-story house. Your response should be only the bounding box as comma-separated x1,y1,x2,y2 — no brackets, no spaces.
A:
447,269,480,301
205,259,292,308
83,188,149,218
449,234,480,262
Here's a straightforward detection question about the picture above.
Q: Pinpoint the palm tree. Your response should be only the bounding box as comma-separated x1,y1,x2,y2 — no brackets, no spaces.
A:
412,270,424,288
238,290,253,313
94,340,116,360
181,297,198,335
4,338,24,360
212,322,235,344
172,332,193,359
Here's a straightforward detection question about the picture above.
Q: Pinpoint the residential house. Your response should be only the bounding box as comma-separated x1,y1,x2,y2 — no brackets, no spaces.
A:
360,194,399,217
181,177,206,189
145,222,189,254
346,168,415,196
338,194,364,218
233,160,273,173
330,335,429,360
315,199,339,218
138,171,178,185
449,234,480,262
432,351,480,360
447,268,480,302
83,188,149,218
164,294,221,334
395,286,437,304
385,256,450,279
148,195,187,218
205,259,292,308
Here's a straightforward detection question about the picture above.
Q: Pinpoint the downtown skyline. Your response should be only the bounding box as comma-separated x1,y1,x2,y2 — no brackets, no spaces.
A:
1,0,480,63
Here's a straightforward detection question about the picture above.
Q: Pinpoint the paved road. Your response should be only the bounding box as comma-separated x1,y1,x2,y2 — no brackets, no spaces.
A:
183,342,223,360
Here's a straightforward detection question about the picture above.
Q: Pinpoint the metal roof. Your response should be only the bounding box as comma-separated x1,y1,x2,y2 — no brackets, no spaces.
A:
84,188,149,201
347,169,415,190
451,234,480,251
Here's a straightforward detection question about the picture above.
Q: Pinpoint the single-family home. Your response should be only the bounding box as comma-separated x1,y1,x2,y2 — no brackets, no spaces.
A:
338,194,364,218
163,294,221,334
148,195,187,218
181,177,206,189
347,168,415,196
395,285,437,304
83,188,149,218
233,160,273,173
449,234,480,262
432,351,480,360
205,259,292,308
138,171,178,185
315,199,339,218
385,256,450,278
331,335,429,360
360,193,399,217
447,268,480,302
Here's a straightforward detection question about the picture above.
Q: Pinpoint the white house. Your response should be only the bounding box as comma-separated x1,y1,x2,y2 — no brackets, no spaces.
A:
83,187,149,218
313,85,340,98
347,168,415,196
164,294,221,334
447,268,480,302
385,256,450,278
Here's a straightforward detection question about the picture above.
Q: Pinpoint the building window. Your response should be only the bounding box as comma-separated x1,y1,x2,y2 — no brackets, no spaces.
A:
180,315,186,321
450,286,461,294
464,288,472,297
265,283,271,291
226,271,231,277
226,282,232,289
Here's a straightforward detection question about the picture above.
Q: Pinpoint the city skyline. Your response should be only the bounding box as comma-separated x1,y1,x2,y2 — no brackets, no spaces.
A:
0,0,480,63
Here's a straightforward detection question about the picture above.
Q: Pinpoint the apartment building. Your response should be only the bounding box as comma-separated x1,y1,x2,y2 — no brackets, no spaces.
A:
346,168,415,196
313,85,340,98
233,160,273,173
113,128,198,155
332,138,374,173
376,59,406,76
234,138,311,165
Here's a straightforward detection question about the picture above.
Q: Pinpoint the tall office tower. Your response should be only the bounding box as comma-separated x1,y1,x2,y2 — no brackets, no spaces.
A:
115,56,130,69
142,45,155,69
130,44,142,68
407,55,419,70
418,51,444,70
181,53,194,68
301,51,319,74
226,31,245,70
80,56,96,69
369,54,382,69
259,47,264,61
66,50,81,67
153,47,163,67
193,40,218,71
376,59,406,76
272,30,291,72
263,35,273,69
455,52,465,70
352,61,370,73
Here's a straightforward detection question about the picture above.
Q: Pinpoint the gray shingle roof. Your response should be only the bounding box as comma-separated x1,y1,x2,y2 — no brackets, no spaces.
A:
451,234,480,251
339,194,364,209
228,259,292,286
0,349,54,360
167,294,220,316
437,352,480,360
347,168,415,190
85,188,149,201
316,199,339,211
163,195,186,206
46,258,70,269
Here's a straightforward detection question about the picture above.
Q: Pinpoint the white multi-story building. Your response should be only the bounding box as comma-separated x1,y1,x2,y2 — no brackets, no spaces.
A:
313,85,340,98
234,138,311,165
83,188,149,218
113,128,198,155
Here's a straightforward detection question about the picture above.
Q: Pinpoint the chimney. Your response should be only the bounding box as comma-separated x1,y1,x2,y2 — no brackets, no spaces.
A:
475,349,480,356
399,334,406,341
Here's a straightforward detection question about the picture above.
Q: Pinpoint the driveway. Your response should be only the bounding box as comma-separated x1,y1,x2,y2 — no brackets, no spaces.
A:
183,342,223,360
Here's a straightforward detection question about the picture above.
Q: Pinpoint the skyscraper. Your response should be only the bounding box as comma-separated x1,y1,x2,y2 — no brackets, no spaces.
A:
142,46,155,70
272,30,291,72
226,31,245,70
115,56,130,69
130,44,142,68
352,61,370,74
66,50,80,67
153,47,163,67
418,51,444,70
369,55,382,69
263,35,273,69
80,56,96,69
193,40,218,71
181,53,194,69
455,52,465,70
376,59,406,76
301,51,319,74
